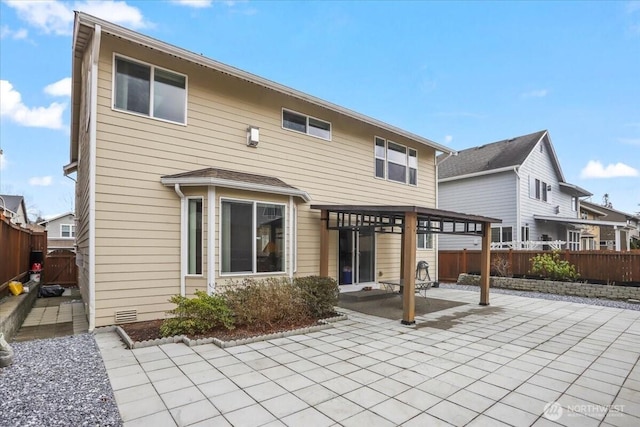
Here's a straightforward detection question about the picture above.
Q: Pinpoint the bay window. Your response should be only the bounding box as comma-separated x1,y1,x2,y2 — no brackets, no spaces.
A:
221,200,285,274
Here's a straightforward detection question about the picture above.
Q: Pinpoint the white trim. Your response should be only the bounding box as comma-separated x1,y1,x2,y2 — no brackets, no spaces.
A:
293,204,298,273
219,197,287,276
373,136,418,186
60,223,77,238
288,196,294,280
208,187,215,294
75,12,453,154
281,108,332,141
88,24,101,332
172,184,186,296
186,196,204,276
161,176,311,202
533,215,628,228
111,53,188,126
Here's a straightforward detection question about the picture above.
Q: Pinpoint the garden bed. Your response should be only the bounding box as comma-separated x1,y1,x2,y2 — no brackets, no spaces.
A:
116,312,348,349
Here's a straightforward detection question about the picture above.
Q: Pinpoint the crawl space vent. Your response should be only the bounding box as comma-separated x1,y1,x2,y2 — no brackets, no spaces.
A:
115,309,137,323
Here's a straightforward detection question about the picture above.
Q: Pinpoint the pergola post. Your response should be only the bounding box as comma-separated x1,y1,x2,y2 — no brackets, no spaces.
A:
319,210,329,277
480,221,491,305
402,212,417,325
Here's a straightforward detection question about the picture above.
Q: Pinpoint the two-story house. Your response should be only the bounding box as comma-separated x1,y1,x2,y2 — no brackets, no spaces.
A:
438,130,595,250
38,212,76,252
0,194,29,227
65,13,497,329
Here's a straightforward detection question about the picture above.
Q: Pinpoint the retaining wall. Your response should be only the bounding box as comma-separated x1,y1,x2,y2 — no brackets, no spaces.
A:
457,274,640,301
0,281,40,340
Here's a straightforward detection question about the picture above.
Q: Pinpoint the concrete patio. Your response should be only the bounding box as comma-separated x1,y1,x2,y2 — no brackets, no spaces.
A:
96,288,640,427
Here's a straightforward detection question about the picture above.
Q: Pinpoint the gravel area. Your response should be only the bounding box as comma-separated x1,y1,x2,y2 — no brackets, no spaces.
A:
0,334,122,427
440,282,640,311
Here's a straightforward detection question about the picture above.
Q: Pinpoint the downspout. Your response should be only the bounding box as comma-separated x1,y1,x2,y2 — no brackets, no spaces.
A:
88,24,101,331
513,166,521,248
289,196,294,281
174,184,186,297
208,186,215,294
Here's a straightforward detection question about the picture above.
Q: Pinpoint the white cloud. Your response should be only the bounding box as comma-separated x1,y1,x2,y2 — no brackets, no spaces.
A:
580,160,639,178
29,176,54,187
0,25,28,40
44,77,72,97
1,80,66,130
6,0,150,36
171,0,213,8
521,89,548,98
444,135,453,143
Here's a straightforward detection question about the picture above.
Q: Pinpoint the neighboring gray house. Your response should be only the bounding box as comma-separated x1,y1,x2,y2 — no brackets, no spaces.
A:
0,194,29,227
438,130,596,250
38,212,76,252
581,201,640,251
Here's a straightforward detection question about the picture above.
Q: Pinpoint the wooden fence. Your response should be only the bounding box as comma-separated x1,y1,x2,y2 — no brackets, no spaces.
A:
439,249,640,284
43,249,77,287
0,217,47,290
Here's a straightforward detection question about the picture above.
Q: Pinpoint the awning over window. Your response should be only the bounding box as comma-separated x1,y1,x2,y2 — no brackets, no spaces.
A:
161,167,311,201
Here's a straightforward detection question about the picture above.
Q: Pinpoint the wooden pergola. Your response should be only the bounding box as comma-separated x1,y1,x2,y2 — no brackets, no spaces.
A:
310,205,502,325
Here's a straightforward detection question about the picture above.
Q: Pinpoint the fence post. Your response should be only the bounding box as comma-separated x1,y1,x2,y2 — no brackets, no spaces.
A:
462,249,467,274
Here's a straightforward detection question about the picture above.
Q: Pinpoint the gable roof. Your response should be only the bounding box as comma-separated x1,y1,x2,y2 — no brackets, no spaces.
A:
0,194,26,215
438,130,547,180
161,167,311,202
38,211,75,225
69,12,455,168
581,200,640,222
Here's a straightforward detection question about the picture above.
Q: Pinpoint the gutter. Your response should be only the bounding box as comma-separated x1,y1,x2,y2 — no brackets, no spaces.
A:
173,184,186,297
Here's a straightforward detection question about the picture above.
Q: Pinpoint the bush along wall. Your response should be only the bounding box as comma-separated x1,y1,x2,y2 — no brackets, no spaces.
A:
457,273,640,301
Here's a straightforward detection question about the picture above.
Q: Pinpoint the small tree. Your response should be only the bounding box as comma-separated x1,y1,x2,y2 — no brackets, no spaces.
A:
530,251,579,281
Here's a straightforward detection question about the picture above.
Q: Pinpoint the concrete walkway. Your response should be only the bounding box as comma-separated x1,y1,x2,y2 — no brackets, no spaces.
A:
12,288,88,341
96,288,640,427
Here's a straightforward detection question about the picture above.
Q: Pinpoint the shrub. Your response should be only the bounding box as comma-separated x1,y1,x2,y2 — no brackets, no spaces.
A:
491,255,512,277
294,276,339,318
223,278,310,327
160,290,234,337
530,251,579,281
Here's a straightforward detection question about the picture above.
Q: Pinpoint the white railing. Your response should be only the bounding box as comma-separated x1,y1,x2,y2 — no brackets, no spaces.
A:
491,240,566,250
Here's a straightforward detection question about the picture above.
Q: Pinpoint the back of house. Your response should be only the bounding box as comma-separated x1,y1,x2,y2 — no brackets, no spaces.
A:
67,13,453,328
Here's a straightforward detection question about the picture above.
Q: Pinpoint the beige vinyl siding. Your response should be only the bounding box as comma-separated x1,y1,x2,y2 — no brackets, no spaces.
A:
75,37,93,319
91,35,438,326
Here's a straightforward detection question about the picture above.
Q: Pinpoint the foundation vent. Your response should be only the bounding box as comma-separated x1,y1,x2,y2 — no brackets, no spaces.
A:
114,309,137,324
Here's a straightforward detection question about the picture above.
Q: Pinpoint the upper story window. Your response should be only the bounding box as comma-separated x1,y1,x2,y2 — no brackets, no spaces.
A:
61,224,76,238
282,109,331,140
529,176,550,203
114,56,187,124
374,137,417,185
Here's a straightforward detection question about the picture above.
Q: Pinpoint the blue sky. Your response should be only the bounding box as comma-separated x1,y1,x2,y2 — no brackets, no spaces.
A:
1,0,638,219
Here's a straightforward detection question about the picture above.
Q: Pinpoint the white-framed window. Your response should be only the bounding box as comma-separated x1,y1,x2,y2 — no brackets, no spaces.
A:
491,226,513,248
282,109,331,140
113,55,187,124
187,198,203,275
60,224,76,238
521,225,530,242
568,231,580,251
529,176,550,203
220,199,286,275
417,220,433,249
374,137,418,185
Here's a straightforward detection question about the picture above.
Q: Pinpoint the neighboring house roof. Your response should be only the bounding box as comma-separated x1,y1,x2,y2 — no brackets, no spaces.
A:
438,130,547,180
437,130,591,197
68,12,455,171
38,211,75,226
581,201,640,223
161,167,311,202
580,203,607,218
0,194,26,216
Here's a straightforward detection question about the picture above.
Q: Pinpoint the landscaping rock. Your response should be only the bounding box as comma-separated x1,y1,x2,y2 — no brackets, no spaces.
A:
0,332,14,368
